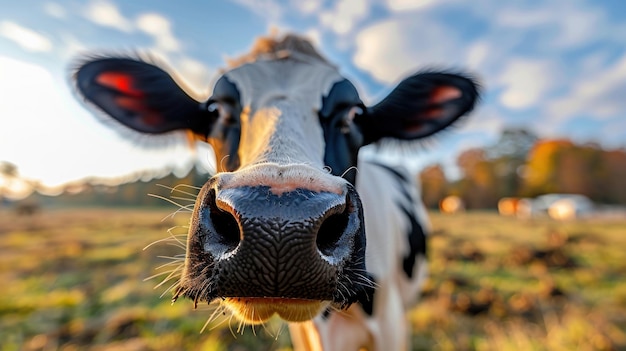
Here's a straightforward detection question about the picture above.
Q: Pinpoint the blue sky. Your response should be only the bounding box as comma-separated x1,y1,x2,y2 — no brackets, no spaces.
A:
1,0,625,196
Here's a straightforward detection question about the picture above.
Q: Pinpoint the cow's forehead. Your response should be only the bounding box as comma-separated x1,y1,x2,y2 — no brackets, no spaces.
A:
223,57,344,112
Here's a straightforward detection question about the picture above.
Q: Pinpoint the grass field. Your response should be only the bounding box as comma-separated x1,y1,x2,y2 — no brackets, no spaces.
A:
1,207,625,350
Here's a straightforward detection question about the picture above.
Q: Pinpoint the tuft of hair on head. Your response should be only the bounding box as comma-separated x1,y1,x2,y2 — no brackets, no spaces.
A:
225,32,329,68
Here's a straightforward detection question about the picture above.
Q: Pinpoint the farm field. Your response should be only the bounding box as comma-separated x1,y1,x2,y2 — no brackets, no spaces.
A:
1,208,625,350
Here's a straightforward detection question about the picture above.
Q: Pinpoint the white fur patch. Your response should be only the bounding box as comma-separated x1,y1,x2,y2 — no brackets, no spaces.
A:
225,58,344,169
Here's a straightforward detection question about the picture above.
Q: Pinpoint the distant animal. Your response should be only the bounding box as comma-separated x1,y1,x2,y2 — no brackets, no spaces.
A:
72,34,479,350
15,202,40,216
498,197,522,216
517,194,593,220
440,195,465,214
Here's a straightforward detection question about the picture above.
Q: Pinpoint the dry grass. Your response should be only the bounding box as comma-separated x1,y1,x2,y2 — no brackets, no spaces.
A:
1,208,624,350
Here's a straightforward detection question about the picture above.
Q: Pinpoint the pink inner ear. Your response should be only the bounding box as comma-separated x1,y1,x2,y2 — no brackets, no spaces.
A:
413,86,461,124
115,96,164,126
429,86,462,105
96,72,144,98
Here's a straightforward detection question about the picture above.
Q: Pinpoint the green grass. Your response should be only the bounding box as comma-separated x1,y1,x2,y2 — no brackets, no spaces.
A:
1,208,624,350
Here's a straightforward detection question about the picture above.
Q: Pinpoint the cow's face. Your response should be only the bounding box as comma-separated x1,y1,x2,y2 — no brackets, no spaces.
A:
73,35,479,324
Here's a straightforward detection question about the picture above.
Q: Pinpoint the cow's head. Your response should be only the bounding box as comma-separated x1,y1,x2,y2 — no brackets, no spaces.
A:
73,34,479,324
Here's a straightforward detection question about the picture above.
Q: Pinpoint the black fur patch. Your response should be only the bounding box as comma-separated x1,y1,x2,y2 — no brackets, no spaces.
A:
368,161,427,278
398,203,427,278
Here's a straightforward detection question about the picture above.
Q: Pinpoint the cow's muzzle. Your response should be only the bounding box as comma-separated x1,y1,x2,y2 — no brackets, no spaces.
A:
177,172,368,323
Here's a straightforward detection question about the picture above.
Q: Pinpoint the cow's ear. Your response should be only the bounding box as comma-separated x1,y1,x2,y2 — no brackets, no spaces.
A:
358,72,479,144
74,57,212,137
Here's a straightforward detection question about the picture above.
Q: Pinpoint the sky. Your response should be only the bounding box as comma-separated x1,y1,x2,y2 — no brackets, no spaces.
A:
1,0,625,197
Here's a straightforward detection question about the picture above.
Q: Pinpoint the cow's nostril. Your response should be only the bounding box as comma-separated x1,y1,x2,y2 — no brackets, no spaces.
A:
207,189,241,252
316,207,350,256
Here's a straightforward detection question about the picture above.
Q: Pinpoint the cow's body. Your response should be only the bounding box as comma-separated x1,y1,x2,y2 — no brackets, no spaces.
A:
72,34,479,350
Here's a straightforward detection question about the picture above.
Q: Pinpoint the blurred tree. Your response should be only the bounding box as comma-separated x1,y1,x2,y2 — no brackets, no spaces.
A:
522,140,626,204
521,139,573,197
0,162,20,205
484,128,538,198
26,164,211,208
419,164,448,209
455,148,498,209
486,128,538,160
557,144,599,198
601,149,626,204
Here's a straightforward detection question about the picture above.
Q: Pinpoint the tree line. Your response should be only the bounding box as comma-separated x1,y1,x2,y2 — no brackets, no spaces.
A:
420,128,626,209
1,166,211,209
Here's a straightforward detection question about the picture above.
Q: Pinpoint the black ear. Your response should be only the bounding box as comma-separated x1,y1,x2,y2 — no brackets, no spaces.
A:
358,72,479,144
74,57,212,136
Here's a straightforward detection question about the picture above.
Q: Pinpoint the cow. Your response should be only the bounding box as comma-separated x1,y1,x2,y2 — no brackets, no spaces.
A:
72,34,479,350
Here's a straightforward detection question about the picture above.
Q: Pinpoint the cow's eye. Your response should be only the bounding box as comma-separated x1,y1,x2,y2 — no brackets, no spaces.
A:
339,106,364,134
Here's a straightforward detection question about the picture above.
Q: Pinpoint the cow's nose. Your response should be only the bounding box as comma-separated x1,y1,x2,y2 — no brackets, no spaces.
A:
197,183,361,299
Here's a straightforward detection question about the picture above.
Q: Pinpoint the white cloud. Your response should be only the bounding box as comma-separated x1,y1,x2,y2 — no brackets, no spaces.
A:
319,0,370,35
290,0,323,14
136,13,181,52
547,53,626,121
0,21,53,52
353,20,408,82
459,104,504,138
43,2,66,19
353,16,462,83
84,0,133,32
57,33,87,59
231,0,284,21
176,57,212,97
497,58,557,110
579,51,613,74
385,0,441,12
490,1,609,50
465,41,489,71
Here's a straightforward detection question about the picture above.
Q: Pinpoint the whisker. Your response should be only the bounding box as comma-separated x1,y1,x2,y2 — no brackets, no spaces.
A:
171,183,202,191
153,259,185,271
166,229,189,237
166,242,187,251
159,280,182,298
144,227,188,251
251,316,257,336
220,155,230,173
341,166,359,179
148,193,194,211
259,317,274,339
227,312,238,339
201,305,228,333
143,267,179,282
237,314,246,334
144,236,178,251
156,183,201,197
275,322,286,340
169,195,197,202
353,272,378,289
154,266,184,289
161,206,195,221
144,239,186,252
